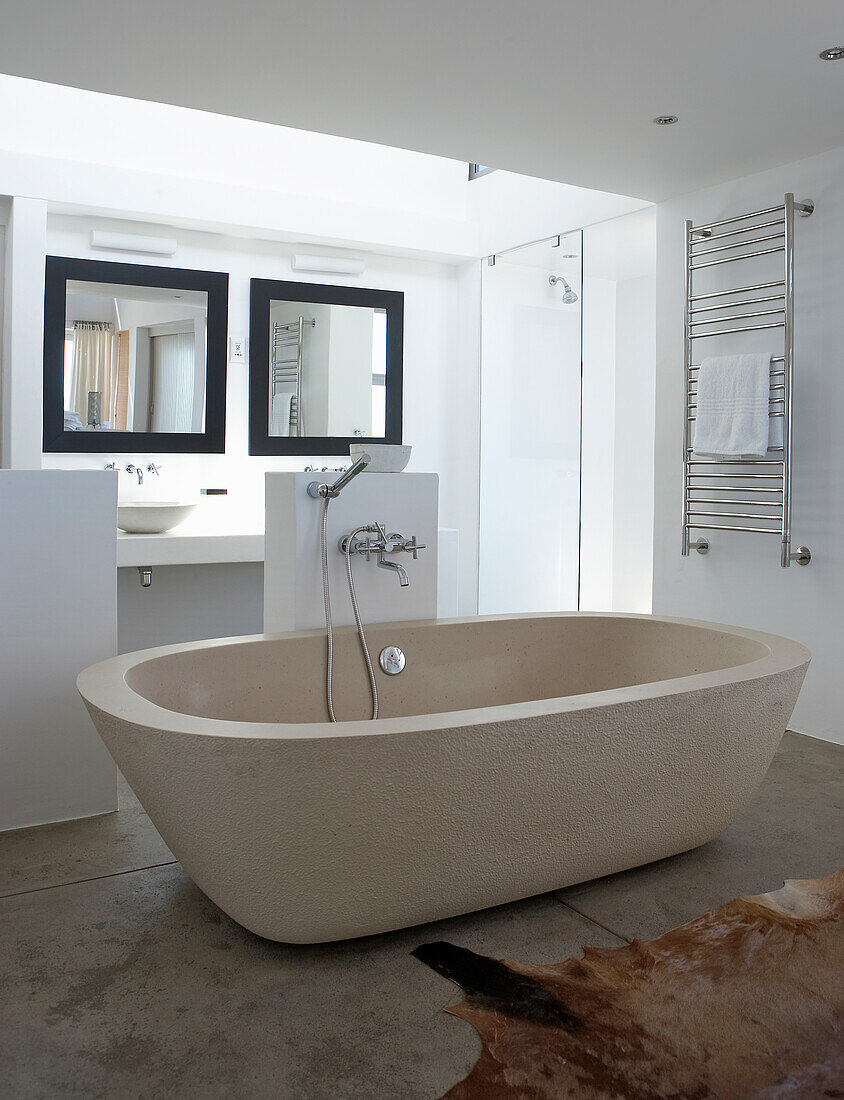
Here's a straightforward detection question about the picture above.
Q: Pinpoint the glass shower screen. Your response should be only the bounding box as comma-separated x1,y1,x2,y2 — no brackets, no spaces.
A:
478,230,583,613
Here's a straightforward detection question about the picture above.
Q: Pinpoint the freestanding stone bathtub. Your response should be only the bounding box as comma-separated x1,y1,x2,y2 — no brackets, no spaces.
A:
77,613,810,943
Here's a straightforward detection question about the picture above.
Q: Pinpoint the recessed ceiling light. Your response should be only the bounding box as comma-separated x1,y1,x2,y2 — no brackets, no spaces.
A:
819,46,844,60
653,115,678,125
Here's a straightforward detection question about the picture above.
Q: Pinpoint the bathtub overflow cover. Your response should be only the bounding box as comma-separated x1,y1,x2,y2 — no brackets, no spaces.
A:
379,646,406,675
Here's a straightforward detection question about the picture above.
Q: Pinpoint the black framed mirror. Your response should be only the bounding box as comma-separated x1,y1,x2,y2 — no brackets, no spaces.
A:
43,256,229,453
249,278,403,456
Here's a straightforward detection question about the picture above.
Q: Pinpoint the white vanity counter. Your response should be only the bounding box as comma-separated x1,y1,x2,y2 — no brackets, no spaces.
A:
116,495,264,567
117,528,265,568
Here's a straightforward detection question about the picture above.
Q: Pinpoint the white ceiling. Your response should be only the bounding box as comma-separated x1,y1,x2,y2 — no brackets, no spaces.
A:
1,0,843,201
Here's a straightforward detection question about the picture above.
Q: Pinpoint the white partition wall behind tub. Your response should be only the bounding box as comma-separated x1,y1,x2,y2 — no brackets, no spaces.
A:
0,471,118,831
264,471,438,632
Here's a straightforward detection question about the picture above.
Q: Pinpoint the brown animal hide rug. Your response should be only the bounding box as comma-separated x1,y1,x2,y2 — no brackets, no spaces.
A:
413,868,844,1099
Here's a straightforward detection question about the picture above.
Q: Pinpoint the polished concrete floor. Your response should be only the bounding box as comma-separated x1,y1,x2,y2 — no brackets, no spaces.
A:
1,731,841,1099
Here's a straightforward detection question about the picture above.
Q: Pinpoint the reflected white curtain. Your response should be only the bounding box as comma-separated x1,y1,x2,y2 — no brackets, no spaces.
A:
68,322,115,425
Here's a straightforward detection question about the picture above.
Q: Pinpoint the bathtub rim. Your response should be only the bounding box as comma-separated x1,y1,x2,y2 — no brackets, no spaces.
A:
78,611,810,742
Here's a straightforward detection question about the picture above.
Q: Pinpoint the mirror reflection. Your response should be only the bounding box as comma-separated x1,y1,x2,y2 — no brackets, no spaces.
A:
63,281,208,434
268,300,386,439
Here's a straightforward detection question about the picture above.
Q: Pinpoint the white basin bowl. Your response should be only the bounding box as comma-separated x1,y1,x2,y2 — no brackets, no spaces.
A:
117,502,197,534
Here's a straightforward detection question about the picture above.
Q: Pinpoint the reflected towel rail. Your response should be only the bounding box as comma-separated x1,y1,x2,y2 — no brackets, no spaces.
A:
271,316,315,437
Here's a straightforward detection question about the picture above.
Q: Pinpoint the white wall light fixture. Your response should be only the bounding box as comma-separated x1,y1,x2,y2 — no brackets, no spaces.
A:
291,254,365,276
91,230,178,256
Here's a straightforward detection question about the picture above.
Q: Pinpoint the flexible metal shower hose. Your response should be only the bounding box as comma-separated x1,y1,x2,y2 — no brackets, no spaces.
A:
320,496,379,722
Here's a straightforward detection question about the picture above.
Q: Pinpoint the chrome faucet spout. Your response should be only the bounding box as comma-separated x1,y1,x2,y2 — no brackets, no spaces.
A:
378,557,409,586
126,463,143,485
341,523,424,588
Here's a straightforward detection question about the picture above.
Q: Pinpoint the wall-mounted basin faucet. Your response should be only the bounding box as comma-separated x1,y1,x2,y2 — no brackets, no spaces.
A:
125,463,143,485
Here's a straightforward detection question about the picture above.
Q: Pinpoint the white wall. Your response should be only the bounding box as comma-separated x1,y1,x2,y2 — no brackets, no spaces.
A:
613,274,655,612
0,198,606,623
581,209,656,614
1,197,46,468
0,74,649,626
0,471,117,830
579,275,616,611
653,144,844,744
0,219,5,437
450,262,482,610
38,215,478,596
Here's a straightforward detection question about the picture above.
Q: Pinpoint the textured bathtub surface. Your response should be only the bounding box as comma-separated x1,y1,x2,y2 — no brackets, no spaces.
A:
77,613,810,942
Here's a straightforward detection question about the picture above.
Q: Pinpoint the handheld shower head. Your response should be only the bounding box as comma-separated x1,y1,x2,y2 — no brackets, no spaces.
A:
307,452,371,498
549,274,579,304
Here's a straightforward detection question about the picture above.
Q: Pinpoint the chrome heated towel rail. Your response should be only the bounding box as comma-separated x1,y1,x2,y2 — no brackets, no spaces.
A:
682,193,813,567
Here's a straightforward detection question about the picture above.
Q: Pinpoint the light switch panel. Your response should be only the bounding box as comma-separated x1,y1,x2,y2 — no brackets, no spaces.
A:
229,336,247,363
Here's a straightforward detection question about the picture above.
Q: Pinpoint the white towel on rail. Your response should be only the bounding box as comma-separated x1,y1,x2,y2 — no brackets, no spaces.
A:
692,353,772,458
270,392,292,437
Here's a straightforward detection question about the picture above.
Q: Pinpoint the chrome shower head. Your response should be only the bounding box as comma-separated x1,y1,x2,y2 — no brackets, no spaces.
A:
307,452,371,499
548,274,579,304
